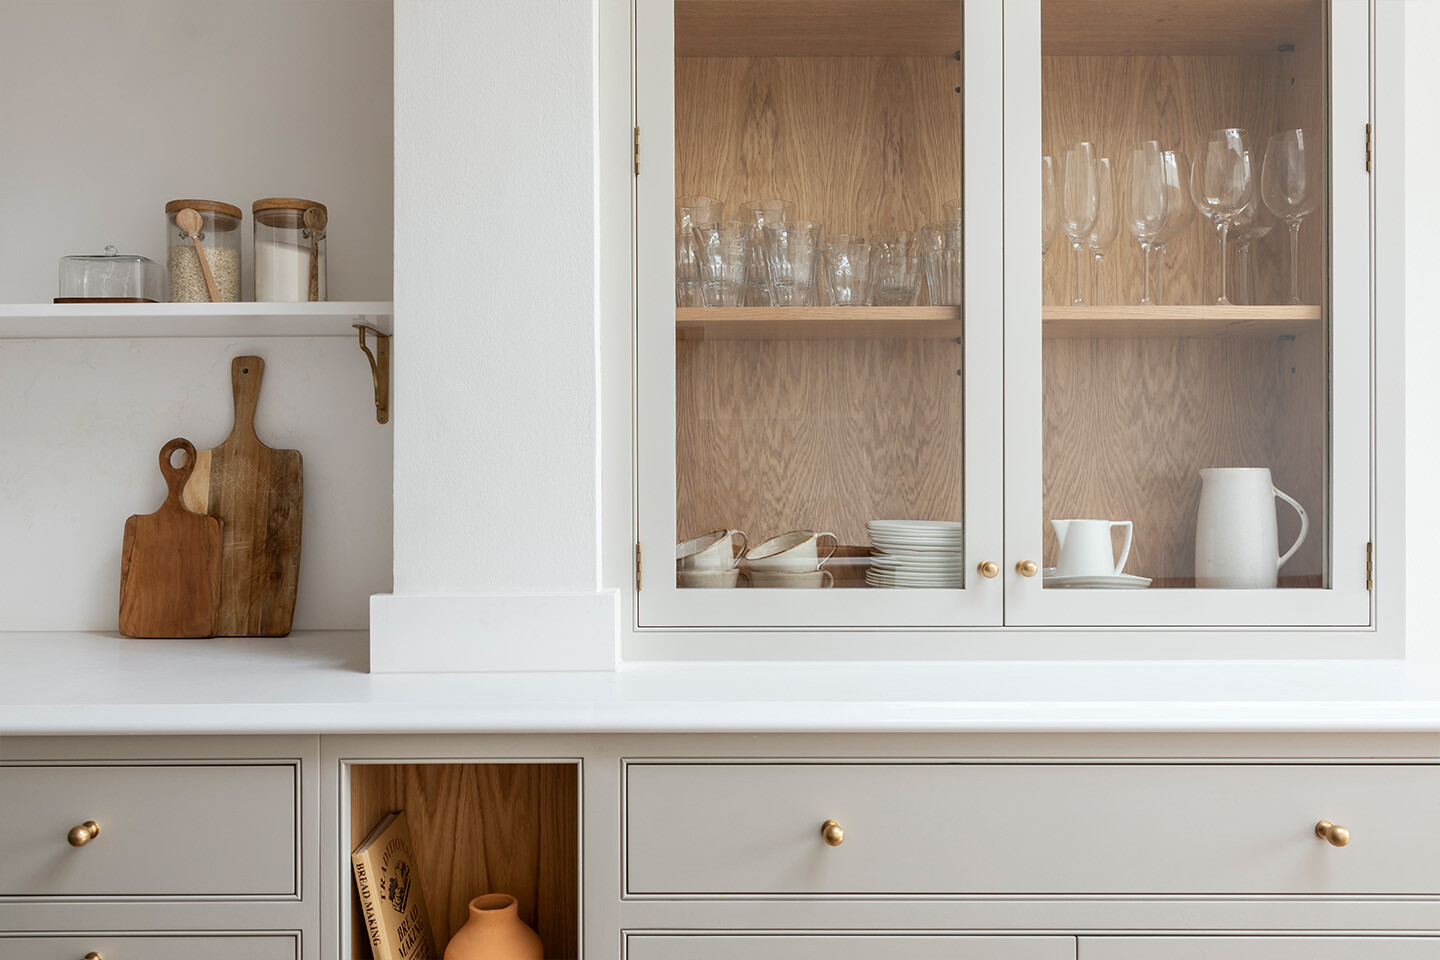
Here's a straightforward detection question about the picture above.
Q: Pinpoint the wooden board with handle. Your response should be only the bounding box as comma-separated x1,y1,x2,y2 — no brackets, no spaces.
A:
182,356,303,636
119,438,222,638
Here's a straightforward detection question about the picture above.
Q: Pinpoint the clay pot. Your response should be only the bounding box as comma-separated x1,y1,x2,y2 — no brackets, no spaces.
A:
443,893,543,960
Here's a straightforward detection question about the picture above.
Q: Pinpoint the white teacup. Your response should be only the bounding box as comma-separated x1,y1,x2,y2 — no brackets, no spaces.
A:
745,530,838,572
749,569,833,589
677,567,741,589
676,529,746,570
1052,518,1133,578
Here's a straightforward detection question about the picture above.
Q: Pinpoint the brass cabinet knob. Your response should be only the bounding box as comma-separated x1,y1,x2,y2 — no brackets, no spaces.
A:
820,819,845,846
977,561,999,579
84,953,103,960
1316,820,1350,847
67,821,100,847
1016,560,1039,577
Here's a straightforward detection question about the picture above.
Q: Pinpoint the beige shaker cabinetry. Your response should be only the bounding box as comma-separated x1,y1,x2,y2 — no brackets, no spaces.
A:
0,934,298,960
625,935,1077,960
1081,939,1440,960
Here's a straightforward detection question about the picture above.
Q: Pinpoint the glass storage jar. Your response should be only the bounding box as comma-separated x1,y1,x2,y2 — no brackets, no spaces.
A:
57,246,164,302
253,197,327,302
165,199,242,302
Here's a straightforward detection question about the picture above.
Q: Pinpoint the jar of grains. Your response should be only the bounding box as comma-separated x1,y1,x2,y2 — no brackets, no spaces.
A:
165,199,242,302
252,198,327,301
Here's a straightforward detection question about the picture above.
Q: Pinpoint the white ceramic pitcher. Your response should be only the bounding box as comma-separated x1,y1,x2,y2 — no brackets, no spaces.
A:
1052,519,1133,578
1195,467,1308,589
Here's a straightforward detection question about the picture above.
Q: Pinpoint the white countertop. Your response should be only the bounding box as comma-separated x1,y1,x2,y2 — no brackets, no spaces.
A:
5,632,1440,736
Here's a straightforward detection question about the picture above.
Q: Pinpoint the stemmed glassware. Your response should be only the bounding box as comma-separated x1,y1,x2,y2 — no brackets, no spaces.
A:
1261,128,1321,305
1041,156,1059,259
1085,157,1118,305
1189,128,1254,305
1060,142,1099,305
1126,141,1169,306
1152,149,1194,305
1229,196,1273,306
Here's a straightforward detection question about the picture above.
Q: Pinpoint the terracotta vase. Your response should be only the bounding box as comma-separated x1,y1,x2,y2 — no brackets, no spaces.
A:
443,893,544,960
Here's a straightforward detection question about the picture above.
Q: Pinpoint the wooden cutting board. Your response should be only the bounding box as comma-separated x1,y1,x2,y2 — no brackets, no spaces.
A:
119,438,222,638
182,356,303,637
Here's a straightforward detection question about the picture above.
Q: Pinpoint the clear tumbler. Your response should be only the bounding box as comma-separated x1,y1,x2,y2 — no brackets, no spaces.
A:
763,220,824,307
693,221,751,307
676,196,724,307
920,219,963,306
738,198,796,305
869,232,922,307
821,235,871,307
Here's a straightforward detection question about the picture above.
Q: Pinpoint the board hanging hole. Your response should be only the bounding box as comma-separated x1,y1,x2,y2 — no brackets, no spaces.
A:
169,447,188,468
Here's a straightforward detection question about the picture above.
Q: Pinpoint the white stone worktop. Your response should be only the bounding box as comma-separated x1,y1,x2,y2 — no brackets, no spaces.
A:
5,631,1440,736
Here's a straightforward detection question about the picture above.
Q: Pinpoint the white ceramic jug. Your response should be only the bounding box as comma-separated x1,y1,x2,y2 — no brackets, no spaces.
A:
1195,468,1308,588
1052,519,1132,578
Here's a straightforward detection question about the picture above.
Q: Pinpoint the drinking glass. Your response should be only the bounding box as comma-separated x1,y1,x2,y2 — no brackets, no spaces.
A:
693,220,751,307
920,219,963,306
738,198,796,305
1261,128,1321,305
1190,128,1254,305
676,196,723,307
1152,149,1194,305
821,235,872,307
1041,156,1059,259
942,197,962,222
1229,196,1273,306
1060,142,1099,305
763,220,824,306
1085,157,1118,305
1126,141,1169,305
869,232,922,307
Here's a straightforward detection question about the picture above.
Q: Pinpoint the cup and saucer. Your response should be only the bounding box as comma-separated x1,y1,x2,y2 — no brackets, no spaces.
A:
1044,519,1152,589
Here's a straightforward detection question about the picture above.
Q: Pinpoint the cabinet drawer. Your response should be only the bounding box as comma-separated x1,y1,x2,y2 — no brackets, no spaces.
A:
1081,938,1440,959
0,935,296,960
0,764,298,898
627,936,1074,960
625,763,1440,896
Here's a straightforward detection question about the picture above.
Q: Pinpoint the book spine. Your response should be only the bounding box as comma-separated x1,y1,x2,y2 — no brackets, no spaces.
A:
352,853,393,960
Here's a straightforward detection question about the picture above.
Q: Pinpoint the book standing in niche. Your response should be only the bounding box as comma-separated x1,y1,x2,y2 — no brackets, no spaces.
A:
352,811,438,960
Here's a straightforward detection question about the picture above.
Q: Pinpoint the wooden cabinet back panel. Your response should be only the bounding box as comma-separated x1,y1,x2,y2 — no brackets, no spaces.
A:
0,764,297,897
0,935,296,960
625,763,1440,895
627,936,1076,960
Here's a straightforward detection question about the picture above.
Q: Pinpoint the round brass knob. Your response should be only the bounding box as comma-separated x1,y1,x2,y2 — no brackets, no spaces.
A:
84,953,103,960
1316,820,1350,847
977,561,999,579
1016,560,1039,577
820,819,844,846
67,821,100,847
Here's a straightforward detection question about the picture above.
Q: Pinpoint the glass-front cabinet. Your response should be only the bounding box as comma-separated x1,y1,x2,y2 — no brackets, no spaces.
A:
637,0,1374,635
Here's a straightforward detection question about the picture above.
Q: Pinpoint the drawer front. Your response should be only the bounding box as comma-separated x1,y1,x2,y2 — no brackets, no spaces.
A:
0,935,296,960
1082,938,1440,959
626,763,1440,895
628,936,1074,960
0,764,298,898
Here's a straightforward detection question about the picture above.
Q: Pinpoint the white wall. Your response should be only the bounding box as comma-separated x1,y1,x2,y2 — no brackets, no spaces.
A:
392,0,599,595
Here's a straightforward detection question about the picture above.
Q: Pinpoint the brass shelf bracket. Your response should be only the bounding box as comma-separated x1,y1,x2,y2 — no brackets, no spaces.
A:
354,322,390,424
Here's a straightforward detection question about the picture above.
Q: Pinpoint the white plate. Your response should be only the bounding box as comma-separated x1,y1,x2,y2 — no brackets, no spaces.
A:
866,520,963,534
1042,571,1152,589
866,577,963,589
866,571,966,585
868,539,965,553
869,552,967,565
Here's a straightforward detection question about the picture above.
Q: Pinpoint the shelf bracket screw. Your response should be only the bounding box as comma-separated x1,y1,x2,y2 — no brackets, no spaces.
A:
354,322,391,425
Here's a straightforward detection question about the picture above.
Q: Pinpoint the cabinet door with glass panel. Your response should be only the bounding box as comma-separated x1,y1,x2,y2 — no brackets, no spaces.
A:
1003,0,1372,627
635,0,1005,628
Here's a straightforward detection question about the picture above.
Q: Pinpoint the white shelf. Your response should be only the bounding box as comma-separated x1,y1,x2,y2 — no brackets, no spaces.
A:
0,301,394,340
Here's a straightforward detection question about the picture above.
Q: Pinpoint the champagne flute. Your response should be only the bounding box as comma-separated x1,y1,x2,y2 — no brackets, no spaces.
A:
1152,149,1194,305
1041,156,1059,259
1126,141,1169,306
1229,196,1273,306
1060,142,1099,305
1261,128,1321,305
1190,128,1254,305
1085,157,1118,306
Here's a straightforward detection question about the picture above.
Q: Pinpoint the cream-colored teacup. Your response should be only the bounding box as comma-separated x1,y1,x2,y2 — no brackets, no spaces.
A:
745,530,838,572
677,567,741,589
676,529,747,570
750,569,833,589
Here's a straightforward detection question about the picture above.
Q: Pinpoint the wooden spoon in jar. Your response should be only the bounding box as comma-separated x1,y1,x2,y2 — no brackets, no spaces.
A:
303,206,327,302
175,207,221,303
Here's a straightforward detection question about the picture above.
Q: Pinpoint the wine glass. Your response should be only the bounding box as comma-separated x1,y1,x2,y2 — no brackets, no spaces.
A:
1085,157,1118,305
1190,128,1254,305
1261,128,1321,305
1060,142,1099,305
1152,149,1194,305
1126,141,1169,306
1041,156,1059,259
1229,196,1273,306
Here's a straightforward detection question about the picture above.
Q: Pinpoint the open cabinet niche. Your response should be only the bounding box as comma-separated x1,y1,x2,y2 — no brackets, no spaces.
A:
348,763,579,959
1039,0,1328,586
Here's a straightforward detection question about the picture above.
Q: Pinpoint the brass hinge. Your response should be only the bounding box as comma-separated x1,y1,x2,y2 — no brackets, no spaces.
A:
634,126,641,175
635,541,642,591
1365,122,1372,173
1366,541,1373,591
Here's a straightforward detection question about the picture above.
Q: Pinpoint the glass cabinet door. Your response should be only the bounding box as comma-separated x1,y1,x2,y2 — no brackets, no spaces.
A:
636,0,1005,629
1004,0,1372,627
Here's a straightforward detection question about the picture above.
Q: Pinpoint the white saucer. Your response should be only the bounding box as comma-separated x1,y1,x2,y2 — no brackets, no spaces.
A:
1042,568,1152,589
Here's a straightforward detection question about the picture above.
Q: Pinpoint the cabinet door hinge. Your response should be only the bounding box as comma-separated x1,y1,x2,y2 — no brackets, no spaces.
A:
1366,541,1373,591
1366,122,1372,173
634,126,641,175
635,541,642,591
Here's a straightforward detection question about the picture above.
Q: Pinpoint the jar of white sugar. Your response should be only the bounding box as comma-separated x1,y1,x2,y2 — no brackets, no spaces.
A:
165,199,242,302
252,198,327,302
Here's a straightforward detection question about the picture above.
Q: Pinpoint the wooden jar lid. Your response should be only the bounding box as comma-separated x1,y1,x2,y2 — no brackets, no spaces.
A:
252,197,326,215
165,198,243,220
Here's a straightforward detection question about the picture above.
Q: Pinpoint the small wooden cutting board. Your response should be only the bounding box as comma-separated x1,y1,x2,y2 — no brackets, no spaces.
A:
119,438,222,638
182,356,303,637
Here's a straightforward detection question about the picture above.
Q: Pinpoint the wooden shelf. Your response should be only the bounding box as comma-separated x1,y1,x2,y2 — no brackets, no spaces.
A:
1042,0,1321,56
677,307,963,341
0,301,394,340
1043,305,1322,340
676,1,963,58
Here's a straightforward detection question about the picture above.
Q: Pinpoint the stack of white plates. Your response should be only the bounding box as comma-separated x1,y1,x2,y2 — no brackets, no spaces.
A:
865,520,964,588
